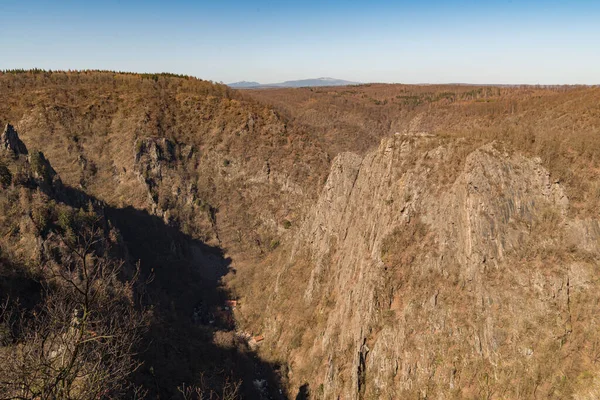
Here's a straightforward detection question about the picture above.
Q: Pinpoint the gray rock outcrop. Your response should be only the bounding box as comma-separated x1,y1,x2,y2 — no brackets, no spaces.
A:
266,135,600,398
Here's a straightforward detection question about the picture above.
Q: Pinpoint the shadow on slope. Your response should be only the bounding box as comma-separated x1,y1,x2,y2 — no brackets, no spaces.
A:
61,186,285,399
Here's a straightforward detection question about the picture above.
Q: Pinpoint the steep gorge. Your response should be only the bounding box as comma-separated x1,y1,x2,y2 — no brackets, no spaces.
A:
1,71,600,399
244,134,600,398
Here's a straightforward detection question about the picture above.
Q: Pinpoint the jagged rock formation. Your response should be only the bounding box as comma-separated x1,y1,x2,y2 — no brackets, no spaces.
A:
1,123,28,155
0,125,61,192
134,137,180,210
29,150,62,189
0,125,103,265
253,135,600,399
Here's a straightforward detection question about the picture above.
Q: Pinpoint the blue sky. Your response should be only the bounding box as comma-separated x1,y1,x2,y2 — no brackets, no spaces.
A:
0,0,599,84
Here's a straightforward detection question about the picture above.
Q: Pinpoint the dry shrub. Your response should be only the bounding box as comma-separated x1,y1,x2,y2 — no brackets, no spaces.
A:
0,212,149,399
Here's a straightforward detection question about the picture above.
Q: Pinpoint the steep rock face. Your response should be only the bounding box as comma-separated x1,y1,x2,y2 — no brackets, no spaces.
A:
0,125,61,192
2,123,28,155
29,150,62,190
0,126,109,266
134,137,184,210
263,135,600,398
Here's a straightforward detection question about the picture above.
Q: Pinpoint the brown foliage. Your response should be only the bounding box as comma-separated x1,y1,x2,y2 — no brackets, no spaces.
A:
0,216,149,399
247,84,600,216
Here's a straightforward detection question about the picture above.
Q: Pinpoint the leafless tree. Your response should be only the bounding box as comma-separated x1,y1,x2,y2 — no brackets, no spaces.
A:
0,215,149,400
177,374,241,400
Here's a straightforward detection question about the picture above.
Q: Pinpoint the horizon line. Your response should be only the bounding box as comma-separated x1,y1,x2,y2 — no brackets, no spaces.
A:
1,68,598,87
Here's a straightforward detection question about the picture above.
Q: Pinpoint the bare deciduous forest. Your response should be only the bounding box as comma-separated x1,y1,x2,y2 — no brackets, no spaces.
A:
1,70,599,399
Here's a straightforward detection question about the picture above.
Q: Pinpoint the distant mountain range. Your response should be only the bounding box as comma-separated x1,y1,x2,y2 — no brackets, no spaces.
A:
228,77,360,89
228,81,262,88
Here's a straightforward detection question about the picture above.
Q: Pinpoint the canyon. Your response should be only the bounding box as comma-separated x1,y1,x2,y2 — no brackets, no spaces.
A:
1,71,599,399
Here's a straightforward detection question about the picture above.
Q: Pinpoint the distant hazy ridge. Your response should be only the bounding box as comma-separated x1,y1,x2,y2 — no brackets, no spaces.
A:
228,77,359,88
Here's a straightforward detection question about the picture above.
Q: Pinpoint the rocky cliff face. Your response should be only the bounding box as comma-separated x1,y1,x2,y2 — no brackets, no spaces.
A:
2,123,28,156
254,134,600,399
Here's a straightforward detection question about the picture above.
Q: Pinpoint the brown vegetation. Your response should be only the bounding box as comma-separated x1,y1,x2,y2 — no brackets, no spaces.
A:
1,70,600,399
246,84,600,216
0,148,148,399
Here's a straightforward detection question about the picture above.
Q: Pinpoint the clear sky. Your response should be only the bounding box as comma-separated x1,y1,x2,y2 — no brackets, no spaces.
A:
1,0,599,84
